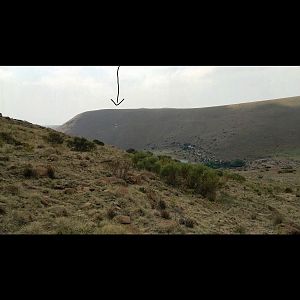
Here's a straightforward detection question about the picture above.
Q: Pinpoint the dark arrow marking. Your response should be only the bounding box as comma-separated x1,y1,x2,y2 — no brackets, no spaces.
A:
111,66,125,106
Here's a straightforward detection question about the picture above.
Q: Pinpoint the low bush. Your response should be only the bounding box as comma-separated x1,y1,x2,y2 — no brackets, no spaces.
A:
23,164,38,178
47,132,64,145
46,165,56,179
285,187,293,193
107,208,117,220
158,199,167,210
160,163,180,186
67,137,96,152
93,139,105,146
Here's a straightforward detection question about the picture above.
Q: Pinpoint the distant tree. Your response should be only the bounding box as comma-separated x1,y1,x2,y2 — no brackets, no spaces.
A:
126,148,137,154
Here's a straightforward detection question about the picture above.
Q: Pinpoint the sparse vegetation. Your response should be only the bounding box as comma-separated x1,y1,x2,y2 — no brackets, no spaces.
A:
224,172,246,183
1,113,300,234
0,131,22,146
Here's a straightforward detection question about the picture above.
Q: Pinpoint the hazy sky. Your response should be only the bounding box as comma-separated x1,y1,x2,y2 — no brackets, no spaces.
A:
1,66,300,125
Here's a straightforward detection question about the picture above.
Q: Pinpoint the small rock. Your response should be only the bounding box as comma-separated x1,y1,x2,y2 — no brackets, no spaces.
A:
114,215,131,224
81,202,93,209
41,199,50,206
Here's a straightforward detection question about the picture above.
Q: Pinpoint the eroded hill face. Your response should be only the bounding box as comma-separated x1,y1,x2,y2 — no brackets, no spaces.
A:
59,96,300,161
1,115,300,234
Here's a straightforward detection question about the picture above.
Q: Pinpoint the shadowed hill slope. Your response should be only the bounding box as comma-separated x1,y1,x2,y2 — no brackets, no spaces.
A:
59,96,300,160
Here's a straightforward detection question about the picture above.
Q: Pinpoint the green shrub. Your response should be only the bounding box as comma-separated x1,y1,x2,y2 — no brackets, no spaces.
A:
132,151,150,165
67,137,96,152
47,132,64,145
131,150,222,200
186,164,206,189
93,139,105,146
196,170,220,200
160,163,180,185
180,164,192,178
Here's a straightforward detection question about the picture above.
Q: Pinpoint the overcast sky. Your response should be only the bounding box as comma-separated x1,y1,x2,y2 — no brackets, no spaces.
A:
0,66,300,125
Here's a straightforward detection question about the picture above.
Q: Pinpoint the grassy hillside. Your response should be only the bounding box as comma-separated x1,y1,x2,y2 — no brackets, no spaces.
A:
59,96,300,161
1,114,300,234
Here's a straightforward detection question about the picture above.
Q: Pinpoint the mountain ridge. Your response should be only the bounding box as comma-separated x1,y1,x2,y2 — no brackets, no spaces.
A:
58,96,300,161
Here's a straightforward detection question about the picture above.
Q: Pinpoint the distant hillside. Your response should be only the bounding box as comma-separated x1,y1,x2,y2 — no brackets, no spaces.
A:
59,96,300,161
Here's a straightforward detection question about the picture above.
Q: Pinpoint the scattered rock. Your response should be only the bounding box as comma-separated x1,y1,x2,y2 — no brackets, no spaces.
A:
47,154,59,162
114,215,131,224
157,220,179,233
126,174,142,185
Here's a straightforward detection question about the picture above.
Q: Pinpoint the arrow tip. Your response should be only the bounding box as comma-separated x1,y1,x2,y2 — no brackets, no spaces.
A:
111,99,125,107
